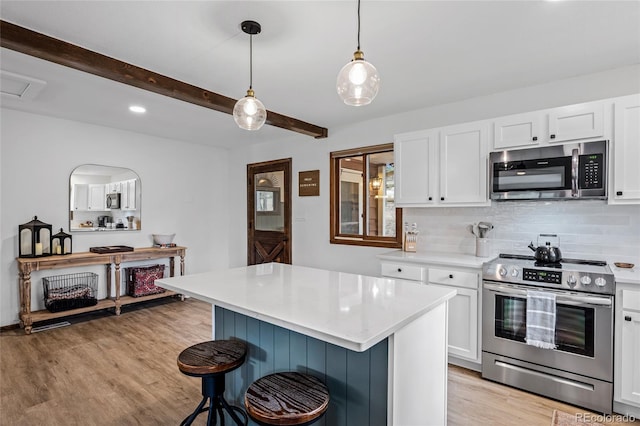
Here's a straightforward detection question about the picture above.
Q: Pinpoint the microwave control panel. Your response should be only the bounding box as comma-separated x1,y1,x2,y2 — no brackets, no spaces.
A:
579,153,604,189
523,268,562,284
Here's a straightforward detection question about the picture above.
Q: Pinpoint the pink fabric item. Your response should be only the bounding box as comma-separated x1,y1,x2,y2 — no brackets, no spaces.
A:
127,264,166,297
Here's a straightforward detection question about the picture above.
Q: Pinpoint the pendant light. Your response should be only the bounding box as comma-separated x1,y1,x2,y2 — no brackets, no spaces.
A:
336,0,380,106
233,20,267,131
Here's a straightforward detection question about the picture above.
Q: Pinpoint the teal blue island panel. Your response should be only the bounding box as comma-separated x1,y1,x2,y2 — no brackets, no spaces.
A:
215,306,388,426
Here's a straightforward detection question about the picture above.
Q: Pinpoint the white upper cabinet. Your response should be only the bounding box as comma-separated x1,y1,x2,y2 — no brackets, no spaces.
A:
493,112,543,150
72,184,89,210
107,181,121,193
439,121,489,205
394,129,438,206
121,179,137,210
611,94,640,204
88,184,106,210
547,101,605,143
72,183,105,211
493,101,606,150
395,121,489,207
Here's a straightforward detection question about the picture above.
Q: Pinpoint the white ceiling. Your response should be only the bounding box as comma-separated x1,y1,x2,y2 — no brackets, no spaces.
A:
1,1,639,150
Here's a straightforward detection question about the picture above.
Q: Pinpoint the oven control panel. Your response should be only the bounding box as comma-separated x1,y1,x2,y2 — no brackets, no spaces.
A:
483,260,615,295
523,268,562,284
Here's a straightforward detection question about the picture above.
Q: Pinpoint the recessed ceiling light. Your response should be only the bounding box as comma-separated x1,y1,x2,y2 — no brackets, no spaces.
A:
129,105,146,113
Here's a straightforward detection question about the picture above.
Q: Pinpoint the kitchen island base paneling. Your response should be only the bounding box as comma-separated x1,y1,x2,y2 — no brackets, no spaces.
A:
214,303,448,426
214,307,388,426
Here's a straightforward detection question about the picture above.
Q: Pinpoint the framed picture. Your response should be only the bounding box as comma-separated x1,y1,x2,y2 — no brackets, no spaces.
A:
256,187,281,215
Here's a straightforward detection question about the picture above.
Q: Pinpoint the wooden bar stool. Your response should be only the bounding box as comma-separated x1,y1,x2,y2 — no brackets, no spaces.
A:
177,340,248,426
244,372,330,426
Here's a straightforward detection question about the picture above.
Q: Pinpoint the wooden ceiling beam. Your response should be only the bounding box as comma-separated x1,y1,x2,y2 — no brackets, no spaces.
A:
0,20,328,139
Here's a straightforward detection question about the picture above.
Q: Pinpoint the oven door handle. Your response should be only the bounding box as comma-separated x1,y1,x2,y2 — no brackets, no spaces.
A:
483,282,612,307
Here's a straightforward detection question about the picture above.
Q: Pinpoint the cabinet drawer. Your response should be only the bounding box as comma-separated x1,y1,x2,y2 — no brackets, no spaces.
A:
381,263,425,282
622,290,640,311
428,267,478,289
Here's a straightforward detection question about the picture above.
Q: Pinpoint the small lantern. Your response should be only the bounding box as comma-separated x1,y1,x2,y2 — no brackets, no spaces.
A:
19,216,52,258
51,228,72,255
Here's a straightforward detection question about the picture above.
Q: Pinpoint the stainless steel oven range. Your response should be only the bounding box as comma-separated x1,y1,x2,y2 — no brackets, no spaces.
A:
482,254,615,414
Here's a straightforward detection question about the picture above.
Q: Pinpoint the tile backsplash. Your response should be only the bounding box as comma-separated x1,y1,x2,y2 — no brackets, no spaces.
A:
403,201,640,263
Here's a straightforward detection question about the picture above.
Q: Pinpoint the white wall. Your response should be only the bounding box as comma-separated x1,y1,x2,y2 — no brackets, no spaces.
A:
227,65,640,274
0,109,229,326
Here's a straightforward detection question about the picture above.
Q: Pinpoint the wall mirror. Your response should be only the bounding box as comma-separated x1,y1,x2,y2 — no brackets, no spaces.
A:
69,164,141,232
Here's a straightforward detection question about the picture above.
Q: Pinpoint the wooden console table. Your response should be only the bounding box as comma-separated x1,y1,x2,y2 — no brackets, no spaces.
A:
16,246,186,334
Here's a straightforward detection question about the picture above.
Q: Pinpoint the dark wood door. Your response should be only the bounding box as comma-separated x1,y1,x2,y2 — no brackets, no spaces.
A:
247,158,292,265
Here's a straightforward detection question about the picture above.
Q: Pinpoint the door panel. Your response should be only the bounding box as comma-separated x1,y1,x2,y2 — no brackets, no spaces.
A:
247,159,292,265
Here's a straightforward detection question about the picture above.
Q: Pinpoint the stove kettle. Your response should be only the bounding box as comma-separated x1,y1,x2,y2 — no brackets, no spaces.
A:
528,241,562,263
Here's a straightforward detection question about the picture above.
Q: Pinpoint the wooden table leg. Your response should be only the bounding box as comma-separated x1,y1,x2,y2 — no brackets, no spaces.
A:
169,257,175,277
180,254,185,276
106,263,112,299
19,264,33,334
114,257,121,315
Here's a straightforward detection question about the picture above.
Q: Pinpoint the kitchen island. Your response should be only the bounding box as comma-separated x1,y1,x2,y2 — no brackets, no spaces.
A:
156,263,455,426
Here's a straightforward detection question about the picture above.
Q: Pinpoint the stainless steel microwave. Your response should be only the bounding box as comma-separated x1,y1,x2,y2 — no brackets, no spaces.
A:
106,192,121,209
489,140,607,201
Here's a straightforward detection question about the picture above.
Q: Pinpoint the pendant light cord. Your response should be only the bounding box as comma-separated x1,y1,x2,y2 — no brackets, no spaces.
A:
357,0,361,50
249,34,253,90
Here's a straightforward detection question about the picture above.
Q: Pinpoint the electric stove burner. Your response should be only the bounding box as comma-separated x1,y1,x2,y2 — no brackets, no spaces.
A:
535,261,562,268
498,254,607,267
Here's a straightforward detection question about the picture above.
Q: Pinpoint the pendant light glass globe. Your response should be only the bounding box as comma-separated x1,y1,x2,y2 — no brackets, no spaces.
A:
337,50,380,106
233,89,266,131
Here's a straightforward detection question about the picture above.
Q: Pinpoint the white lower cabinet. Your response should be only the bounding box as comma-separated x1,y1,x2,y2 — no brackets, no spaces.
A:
427,266,480,366
615,284,640,417
380,261,481,369
432,284,478,361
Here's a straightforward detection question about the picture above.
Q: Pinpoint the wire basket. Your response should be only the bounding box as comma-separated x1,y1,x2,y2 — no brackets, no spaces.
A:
43,272,98,313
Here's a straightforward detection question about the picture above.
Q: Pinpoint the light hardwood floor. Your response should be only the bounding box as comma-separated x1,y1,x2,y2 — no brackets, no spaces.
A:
1,298,637,425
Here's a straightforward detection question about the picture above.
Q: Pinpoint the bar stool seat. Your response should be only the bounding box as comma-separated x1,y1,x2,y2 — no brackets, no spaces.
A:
177,340,248,426
244,372,330,426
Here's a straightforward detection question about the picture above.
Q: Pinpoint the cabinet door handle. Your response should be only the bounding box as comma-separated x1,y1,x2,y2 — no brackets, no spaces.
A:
397,268,402,273
550,134,556,139
428,197,433,201
532,136,538,141
441,197,445,201
625,315,632,322
449,274,454,279
617,191,623,196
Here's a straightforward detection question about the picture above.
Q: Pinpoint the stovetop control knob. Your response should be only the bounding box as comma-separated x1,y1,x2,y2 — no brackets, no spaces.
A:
595,277,607,287
510,268,519,278
580,276,592,286
567,275,577,286
499,267,507,277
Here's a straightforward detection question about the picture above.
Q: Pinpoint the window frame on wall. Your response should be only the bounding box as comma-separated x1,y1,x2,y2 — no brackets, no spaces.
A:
329,143,403,248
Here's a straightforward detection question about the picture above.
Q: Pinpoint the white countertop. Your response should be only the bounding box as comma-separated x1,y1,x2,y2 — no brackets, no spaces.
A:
378,250,640,287
156,263,456,352
612,264,640,285
377,250,487,269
